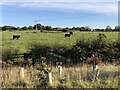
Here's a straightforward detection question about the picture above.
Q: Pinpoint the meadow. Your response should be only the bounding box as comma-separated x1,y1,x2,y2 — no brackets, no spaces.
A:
2,30,118,53
1,30,119,89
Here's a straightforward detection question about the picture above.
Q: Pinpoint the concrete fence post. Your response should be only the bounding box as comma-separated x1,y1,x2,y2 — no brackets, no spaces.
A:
20,67,25,81
58,65,62,76
47,72,52,86
93,64,99,81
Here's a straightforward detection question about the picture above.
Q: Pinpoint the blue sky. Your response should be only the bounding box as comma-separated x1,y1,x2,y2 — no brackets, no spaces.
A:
1,0,119,29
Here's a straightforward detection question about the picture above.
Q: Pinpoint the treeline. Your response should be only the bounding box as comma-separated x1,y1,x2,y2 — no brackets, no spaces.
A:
2,33,120,65
1,24,120,31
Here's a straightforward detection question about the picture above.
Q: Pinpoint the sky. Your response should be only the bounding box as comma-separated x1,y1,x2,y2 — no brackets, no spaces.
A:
1,0,119,29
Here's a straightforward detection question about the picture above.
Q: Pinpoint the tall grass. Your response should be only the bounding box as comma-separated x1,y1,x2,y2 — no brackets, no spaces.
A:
1,63,119,88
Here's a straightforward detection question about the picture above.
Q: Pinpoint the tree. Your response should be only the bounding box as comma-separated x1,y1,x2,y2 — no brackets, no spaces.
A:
28,26,33,30
44,26,52,30
0,26,2,31
80,27,86,31
21,26,28,30
17,27,21,30
2,26,17,31
2,26,11,30
105,26,112,31
33,24,43,31
85,26,91,31
72,27,76,30
114,26,120,31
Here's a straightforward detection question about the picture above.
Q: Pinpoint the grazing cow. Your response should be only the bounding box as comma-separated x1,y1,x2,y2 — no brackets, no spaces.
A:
65,34,71,37
13,35,20,40
69,32,73,35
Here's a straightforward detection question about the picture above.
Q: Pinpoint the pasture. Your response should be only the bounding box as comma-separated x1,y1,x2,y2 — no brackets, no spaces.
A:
2,30,118,53
1,30,120,88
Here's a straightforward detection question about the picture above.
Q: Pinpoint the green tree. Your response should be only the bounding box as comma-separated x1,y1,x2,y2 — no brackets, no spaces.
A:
21,26,28,30
105,26,112,31
28,25,33,30
33,24,43,31
85,26,91,31
80,27,86,31
114,26,120,31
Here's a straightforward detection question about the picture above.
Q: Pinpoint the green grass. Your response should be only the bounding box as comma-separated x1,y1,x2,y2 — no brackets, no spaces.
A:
1,30,119,53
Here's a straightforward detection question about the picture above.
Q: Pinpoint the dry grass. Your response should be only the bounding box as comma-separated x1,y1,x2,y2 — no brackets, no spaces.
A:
1,63,119,88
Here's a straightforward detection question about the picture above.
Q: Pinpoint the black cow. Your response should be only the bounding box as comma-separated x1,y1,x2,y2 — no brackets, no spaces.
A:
65,34,71,37
69,32,73,35
13,35,20,40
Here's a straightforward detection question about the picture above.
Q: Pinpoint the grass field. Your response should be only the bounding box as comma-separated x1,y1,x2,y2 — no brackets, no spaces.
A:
1,30,119,88
1,63,119,88
1,30,119,53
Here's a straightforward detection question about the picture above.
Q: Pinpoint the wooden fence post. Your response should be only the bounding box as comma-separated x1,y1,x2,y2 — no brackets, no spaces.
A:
47,72,52,86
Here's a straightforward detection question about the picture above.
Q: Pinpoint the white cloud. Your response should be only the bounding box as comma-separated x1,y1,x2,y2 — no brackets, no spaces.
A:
2,0,120,2
1,1,118,16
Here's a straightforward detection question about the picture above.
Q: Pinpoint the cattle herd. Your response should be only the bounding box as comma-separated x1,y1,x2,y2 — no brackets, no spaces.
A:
12,31,73,40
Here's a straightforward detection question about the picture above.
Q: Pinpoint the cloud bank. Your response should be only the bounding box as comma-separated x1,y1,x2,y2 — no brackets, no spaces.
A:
2,0,120,2
1,0,118,16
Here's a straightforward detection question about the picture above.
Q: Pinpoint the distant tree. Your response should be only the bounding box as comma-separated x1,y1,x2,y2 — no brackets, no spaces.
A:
37,24,43,30
11,26,17,30
17,27,21,30
53,27,62,31
76,27,80,30
2,26,17,31
28,25,33,30
65,27,69,30
101,29,105,31
44,26,52,30
0,26,2,31
80,27,86,31
33,24,43,31
21,26,28,30
72,27,76,30
2,26,11,30
93,28,101,31
62,28,68,32
85,26,91,31
105,26,112,31
113,26,120,31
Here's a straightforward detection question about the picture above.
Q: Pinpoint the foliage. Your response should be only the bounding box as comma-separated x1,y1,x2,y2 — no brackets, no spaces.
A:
2,31,119,64
2,48,20,61
27,33,119,64
2,25,120,31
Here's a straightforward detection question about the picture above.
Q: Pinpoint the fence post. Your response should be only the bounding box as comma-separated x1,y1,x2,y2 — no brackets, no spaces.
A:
47,72,52,86
93,64,99,81
58,65,62,76
20,67,25,81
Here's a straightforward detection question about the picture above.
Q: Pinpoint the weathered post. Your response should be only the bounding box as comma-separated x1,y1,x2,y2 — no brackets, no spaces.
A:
58,65,62,76
47,72,52,86
93,64,99,81
91,53,100,82
20,67,25,81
